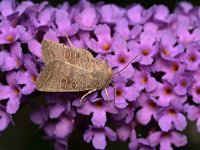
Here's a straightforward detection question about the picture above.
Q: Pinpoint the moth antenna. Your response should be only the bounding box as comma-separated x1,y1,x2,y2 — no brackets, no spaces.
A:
110,81,116,105
112,52,140,76
66,35,74,47
104,88,110,104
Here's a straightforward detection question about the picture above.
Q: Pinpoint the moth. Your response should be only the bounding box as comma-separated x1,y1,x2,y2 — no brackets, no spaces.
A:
36,38,138,103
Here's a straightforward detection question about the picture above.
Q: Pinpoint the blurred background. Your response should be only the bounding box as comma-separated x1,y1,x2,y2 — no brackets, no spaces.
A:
1,0,200,150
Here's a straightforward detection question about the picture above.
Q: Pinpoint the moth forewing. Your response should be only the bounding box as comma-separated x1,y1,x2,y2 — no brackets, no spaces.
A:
36,40,113,93
36,39,138,104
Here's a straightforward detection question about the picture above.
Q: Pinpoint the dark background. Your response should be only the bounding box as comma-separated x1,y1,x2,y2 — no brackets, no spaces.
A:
1,0,200,150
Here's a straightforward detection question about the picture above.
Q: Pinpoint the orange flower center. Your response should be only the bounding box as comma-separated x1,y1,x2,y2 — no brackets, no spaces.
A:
119,56,126,64
180,81,187,87
169,109,176,116
149,102,156,109
116,90,123,97
162,132,170,138
96,101,103,107
16,60,20,67
103,44,110,51
190,55,196,62
141,76,148,84
14,88,20,95
32,76,37,82
142,49,149,56
162,49,169,55
6,36,14,42
164,87,172,95
172,63,179,72
196,88,200,94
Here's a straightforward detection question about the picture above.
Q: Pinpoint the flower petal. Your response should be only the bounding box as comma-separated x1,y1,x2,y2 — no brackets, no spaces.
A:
6,96,20,114
158,115,172,132
92,132,106,150
92,110,106,127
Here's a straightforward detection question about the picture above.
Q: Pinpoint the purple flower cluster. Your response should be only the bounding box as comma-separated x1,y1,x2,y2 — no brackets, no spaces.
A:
1,0,200,149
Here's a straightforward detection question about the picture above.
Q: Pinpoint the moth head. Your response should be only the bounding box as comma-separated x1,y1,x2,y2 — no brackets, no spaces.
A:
92,61,112,89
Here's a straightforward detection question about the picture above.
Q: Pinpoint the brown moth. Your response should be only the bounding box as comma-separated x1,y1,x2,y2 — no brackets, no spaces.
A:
36,39,113,102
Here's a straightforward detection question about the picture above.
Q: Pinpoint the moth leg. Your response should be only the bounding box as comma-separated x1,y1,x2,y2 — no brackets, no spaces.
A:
80,89,97,104
110,82,116,105
104,88,110,104
66,35,75,47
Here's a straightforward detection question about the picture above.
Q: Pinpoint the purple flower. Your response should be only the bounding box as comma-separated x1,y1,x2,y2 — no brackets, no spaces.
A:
87,24,114,54
100,4,124,23
15,1,34,16
129,137,154,150
128,31,157,65
30,107,48,128
172,72,193,96
45,94,74,118
115,18,142,40
102,81,139,108
0,109,11,131
132,68,157,92
116,123,135,142
0,42,22,71
106,35,139,78
189,80,200,103
153,5,175,23
108,35,139,69
113,101,136,124
0,71,21,114
29,4,55,28
158,101,187,132
116,122,153,150
43,29,59,42
43,120,72,149
16,55,38,95
54,117,74,138
0,0,15,17
83,126,117,150
55,9,79,36
0,0,33,18
181,42,200,71
158,30,184,60
74,6,98,30
75,93,117,127
176,25,200,45
127,4,152,25
148,131,187,150
70,31,90,48
150,81,186,106
176,2,193,14
143,22,158,34
0,24,25,44
31,94,75,150
152,58,185,83
187,105,200,132
27,39,42,58
136,93,159,125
